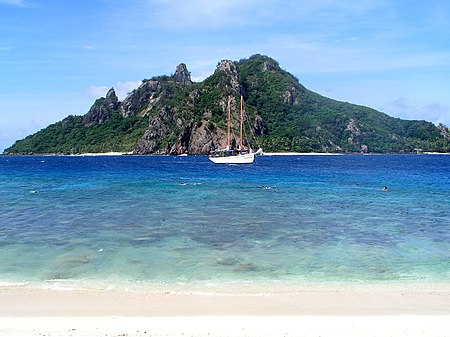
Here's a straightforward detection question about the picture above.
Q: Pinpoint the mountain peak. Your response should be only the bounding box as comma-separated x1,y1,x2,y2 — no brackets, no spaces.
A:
105,88,119,109
82,87,119,126
215,59,240,93
173,63,192,84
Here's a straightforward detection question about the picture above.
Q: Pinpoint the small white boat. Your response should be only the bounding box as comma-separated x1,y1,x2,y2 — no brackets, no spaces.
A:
208,96,258,164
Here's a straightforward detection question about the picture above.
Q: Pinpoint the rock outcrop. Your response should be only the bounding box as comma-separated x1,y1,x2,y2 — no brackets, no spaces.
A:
262,58,279,72
82,88,118,126
170,121,228,155
173,63,193,84
253,116,268,136
438,123,450,139
215,60,240,93
105,88,119,109
346,119,363,145
120,80,161,117
134,106,181,154
283,86,301,105
345,119,370,152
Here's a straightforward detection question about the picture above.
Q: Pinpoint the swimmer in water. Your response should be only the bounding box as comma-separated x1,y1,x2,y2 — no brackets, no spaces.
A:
382,186,388,192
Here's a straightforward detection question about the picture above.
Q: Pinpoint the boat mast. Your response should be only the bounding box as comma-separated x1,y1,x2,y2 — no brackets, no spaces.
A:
239,95,244,150
227,96,231,150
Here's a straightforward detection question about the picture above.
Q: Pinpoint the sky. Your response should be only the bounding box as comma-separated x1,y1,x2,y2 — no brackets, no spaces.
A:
1,0,450,152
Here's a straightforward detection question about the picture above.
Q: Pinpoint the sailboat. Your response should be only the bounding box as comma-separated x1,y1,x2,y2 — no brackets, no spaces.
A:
208,96,256,164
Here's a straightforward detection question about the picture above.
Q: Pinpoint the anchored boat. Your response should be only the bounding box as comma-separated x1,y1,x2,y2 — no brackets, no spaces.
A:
209,96,259,164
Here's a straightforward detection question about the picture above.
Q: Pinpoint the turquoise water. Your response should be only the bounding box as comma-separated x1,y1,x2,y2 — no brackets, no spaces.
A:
0,155,449,287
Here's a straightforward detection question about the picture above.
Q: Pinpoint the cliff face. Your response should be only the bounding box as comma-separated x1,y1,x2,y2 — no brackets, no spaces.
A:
132,60,245,155
5,54,450,155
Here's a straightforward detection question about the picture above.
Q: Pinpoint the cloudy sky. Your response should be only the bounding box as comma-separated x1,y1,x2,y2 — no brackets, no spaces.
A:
1,0,449,151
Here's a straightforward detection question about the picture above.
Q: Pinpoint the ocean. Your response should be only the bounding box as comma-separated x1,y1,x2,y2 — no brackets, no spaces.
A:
0,154,449,289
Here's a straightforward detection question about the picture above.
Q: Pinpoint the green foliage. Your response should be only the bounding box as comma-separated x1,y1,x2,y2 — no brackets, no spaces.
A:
6,111,147,154
236,55,449,153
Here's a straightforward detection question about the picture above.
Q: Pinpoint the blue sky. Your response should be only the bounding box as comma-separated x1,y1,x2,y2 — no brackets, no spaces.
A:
1,0,449,152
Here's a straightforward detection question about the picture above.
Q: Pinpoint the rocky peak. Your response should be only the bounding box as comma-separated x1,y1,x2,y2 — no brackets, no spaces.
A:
120,80,161,117
215,60,240,93
173,63,192,84
105,88,119,110
216,59,237,76
82,87,119,126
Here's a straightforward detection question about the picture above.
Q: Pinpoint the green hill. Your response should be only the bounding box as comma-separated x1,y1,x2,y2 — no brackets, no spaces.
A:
5,54,450,154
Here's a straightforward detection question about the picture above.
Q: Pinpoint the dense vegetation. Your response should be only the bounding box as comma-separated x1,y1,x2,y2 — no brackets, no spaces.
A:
7,112,148,154
236,55,449,153
5,54,450,154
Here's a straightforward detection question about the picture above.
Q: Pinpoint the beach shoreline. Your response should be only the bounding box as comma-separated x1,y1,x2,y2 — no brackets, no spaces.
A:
2,281,450,316
3,151,449,156
2,282,450,316
1,283,450,336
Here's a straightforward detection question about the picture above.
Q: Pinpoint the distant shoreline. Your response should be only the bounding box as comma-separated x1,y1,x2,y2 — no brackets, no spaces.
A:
263,152,342,156
2,151,449,156
70,151,134,156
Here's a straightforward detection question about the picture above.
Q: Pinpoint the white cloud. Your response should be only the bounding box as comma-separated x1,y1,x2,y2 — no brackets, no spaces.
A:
191,74,209,83
115,81,142,100
86,85,109,98
0,0,27,7
384,97,450,126
422,102,450,126
0,46,14,52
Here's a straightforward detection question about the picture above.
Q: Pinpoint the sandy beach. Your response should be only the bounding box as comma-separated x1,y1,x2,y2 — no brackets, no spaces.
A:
262,152,343,156
1,283,450,336
70,152,133,156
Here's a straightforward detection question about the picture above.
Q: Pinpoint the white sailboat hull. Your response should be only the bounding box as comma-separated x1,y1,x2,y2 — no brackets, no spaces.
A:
209,153,255,164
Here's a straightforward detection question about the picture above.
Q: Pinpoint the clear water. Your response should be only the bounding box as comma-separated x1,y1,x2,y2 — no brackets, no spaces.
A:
0,155,449,288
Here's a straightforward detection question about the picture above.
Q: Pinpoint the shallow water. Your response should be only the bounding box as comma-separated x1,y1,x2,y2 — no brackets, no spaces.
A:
0,154,449,288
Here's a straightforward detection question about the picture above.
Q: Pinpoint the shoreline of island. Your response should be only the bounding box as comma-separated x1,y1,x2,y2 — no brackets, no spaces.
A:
2,150,449,157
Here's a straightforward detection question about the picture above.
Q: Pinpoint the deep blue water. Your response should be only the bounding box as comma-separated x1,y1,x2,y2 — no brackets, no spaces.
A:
0,154,449,287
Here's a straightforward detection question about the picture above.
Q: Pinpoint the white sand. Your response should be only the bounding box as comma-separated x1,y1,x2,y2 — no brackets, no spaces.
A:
2,316,450,337
263,152,342,156
71,152,132,156
1,283,450,336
